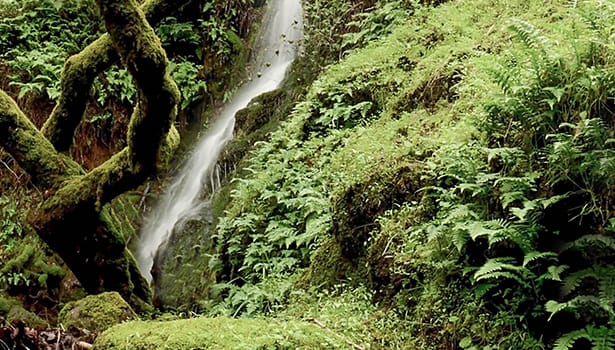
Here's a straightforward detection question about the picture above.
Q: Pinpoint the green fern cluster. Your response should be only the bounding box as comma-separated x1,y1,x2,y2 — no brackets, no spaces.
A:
394,6,615,348
0,0,101,101
485,14,615,152
210,117,336,314
473,8,615,349
0,196,23,259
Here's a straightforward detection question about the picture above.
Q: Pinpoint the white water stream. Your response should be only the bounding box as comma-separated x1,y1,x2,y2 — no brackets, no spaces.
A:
135,0,303,283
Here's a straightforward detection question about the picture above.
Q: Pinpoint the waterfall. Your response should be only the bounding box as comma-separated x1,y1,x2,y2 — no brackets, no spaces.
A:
135,0,303,283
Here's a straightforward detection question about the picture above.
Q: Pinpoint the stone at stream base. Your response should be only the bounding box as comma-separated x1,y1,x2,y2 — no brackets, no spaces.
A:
58,292,138,333
0,295,47,328
94,317,348,349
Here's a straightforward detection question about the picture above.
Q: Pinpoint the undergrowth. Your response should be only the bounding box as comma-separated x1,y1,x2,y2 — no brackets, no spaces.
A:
205,0,615,348
0,0,261,323
6,0,615,348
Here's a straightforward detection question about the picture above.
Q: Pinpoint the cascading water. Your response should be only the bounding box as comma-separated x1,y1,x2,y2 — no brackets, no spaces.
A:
135,0,303,283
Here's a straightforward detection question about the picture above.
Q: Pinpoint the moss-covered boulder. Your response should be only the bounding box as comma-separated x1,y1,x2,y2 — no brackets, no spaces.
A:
0,295,47,328
94,317,346,349
58,292,137,333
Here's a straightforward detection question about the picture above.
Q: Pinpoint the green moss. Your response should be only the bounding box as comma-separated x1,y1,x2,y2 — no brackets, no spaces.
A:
153,216,215,309
58,292,138,333
94,317,346,349
103,191,146,243
0,90,84,188
298,238,349,289
0,295,47,327
156,125,181,171
43,36,114,153
0,296,13,313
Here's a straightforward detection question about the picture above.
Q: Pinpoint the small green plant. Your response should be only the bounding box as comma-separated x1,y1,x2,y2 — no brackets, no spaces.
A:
0,197,27,289
157,17,201,47
92,67,136,106
0,0,101,101
8,43,64,100
169,60,208,109
341,1,411,52
0,197,23,256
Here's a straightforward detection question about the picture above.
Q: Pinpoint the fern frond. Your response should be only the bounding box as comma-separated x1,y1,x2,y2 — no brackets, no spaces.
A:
474,258,513,278
542,264,569,282
555,325,615,350
587,326,615,350
468,220,503,241
546,299,570,322
452,227,471,252
473,283,497,298
523,251,557,267
474,258,531,288
566,0,578,9
567,295,605,312
475,271,530,288
561,265,615,305
553,329,589,350
474,257,517,275
596,265,615,312
562,267,597,297
508,18,549,57
561,234,615,253
493,64,517,94
500,191,525,209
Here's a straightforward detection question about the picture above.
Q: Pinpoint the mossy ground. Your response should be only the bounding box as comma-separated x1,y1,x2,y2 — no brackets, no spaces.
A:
94,316,346,349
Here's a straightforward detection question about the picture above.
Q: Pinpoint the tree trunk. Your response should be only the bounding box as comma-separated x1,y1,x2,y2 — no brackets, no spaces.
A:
0,0,191,311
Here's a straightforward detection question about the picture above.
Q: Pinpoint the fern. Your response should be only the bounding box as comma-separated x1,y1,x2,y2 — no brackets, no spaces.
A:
553,328,590,350
473,257,531,289
547,295,609,320
561,234,615,254
561,265,615,299
507,18,549,57
466,219,535,254
492,63,518,95
473,282,497,298
542,264,569,282
554,326,615,350
586,326,615,350
546,299,571,322
523,251,557,267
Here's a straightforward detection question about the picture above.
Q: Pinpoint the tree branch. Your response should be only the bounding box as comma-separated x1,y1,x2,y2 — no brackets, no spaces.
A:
1,0,187,311
0,91,83,189
41,0,191,152
41,35,116,152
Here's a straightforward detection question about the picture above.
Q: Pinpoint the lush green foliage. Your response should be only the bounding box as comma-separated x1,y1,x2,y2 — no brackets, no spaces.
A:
0,194,67,320
203,0,615,348
0,0,101,101
0,196,26,288
7,0,615,348
0,0,258,322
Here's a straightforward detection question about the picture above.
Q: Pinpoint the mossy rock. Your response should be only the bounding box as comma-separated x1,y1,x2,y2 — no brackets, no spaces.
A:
298,238,349,289
58,292,138,333
0,295,46,328
94,316,347,349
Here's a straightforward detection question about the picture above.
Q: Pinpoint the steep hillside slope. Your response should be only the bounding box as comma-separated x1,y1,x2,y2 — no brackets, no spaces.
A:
174,0,615,348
